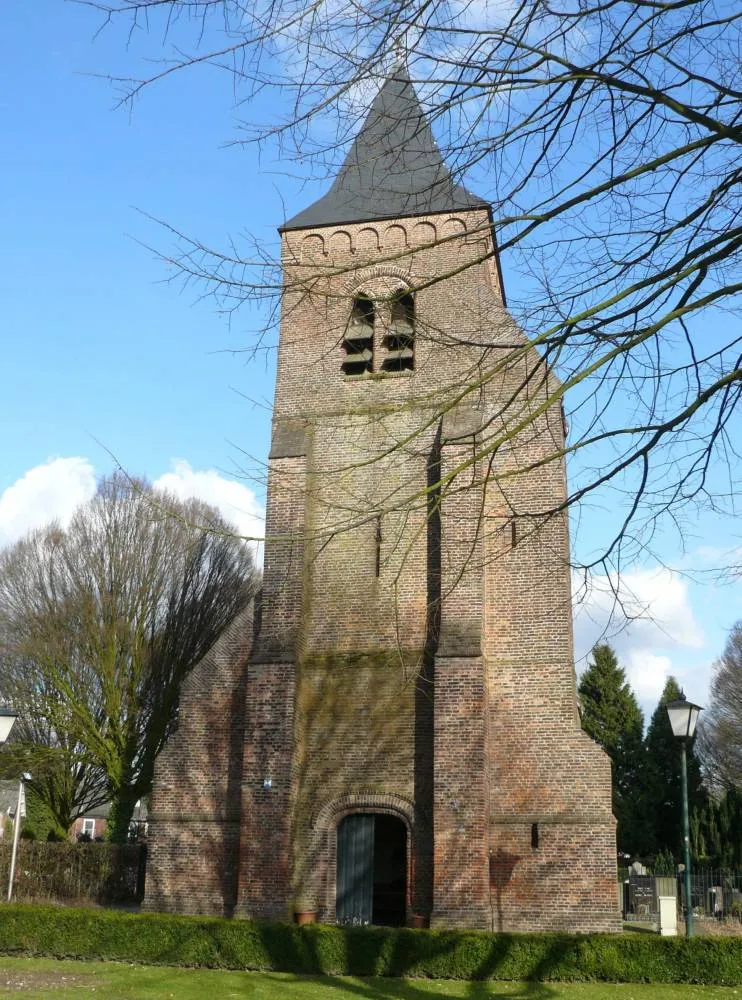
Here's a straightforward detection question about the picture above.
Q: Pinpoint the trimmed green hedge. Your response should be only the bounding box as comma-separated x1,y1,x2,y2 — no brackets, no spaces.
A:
0,906,741,984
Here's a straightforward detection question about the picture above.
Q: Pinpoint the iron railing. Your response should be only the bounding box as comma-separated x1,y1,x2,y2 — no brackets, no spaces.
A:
622,869,742,922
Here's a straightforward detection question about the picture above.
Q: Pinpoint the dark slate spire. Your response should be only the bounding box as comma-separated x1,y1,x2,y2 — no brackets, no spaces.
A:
281,67,489,231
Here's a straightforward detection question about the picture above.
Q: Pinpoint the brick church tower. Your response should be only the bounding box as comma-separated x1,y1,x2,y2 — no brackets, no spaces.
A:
144,69,621,932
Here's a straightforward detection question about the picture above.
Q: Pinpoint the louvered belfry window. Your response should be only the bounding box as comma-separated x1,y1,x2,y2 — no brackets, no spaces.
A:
382,293,414,371
342,296,375,374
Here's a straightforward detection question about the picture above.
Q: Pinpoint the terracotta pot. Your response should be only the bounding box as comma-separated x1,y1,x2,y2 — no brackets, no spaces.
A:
409,914,428,929
295,910,318,925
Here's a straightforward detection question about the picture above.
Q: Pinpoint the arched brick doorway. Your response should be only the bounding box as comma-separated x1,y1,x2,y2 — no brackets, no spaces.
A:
336,813,407,926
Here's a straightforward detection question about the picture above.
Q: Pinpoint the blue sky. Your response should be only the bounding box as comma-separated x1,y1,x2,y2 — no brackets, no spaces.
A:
1,0,740,725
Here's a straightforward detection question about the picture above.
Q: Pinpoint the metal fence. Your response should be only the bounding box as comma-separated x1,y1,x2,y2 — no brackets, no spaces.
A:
622,870,742,922
682,869,742,920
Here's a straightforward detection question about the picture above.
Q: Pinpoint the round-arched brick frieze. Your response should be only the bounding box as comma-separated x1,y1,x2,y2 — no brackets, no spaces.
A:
356,228,380,253
440,217,467,238
329,230,353,255
301,233,326,261
384,224,408,250
412,221,437,244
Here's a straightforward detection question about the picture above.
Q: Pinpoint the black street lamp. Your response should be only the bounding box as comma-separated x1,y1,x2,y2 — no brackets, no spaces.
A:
665,697,702,937
0,706,21,905
0,708,18,744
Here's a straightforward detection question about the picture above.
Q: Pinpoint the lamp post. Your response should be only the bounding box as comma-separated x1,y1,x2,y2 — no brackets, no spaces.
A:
665,697,702,937
7,772,30,904
0,707,20,903
0,708,18,744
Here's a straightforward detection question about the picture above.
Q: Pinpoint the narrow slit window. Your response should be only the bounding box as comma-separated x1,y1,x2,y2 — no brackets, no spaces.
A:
375,515,382,577
383,293,414,371
560,400,569,438
531,823,539,849
343,296,374,375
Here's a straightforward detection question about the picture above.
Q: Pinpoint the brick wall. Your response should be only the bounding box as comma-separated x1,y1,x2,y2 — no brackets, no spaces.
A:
147,208,620,932
143,605,254,916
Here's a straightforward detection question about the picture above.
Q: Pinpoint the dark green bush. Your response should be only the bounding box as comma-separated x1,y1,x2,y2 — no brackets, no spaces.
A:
0,905,741,984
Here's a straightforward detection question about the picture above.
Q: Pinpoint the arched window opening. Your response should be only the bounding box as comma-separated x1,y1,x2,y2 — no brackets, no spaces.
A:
383,293,414,372
343,296,374,375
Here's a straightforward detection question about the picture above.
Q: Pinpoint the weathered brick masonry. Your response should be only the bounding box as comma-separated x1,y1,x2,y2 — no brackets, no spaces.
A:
145,68,620,932
144,605,254,916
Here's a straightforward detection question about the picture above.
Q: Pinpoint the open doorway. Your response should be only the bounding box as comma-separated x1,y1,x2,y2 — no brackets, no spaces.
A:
336,813,407,925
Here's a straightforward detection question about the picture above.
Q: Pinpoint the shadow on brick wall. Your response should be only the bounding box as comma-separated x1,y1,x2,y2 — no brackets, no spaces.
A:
143,604,255,917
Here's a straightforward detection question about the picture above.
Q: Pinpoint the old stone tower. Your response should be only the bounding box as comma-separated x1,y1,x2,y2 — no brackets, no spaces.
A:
144,69,620,932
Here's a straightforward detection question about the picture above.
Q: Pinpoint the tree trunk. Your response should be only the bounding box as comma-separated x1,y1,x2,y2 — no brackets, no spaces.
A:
107,786,141,844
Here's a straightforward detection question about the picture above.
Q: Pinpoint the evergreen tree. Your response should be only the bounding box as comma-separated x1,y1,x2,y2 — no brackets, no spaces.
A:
20,786,64,842
725,787,742,869
578,644,645,854
697,786,742,870
642,677,707,861
700,799,720,865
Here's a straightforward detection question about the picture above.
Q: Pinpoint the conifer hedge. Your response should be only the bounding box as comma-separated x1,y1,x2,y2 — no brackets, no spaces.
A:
0,906,741,984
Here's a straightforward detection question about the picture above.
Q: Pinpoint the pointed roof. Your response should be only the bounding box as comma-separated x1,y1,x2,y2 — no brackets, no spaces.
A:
281,67,489,231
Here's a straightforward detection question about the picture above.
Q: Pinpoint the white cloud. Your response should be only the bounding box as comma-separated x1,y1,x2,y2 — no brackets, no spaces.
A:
624,652,673,704
573,567,705,716
153,459,265,542
0,458,265,563
0,458,97,549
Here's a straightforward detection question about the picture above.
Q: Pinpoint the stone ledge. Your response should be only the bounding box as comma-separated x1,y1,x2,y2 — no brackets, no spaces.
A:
149,815,241,825
436,633,483,658
269,422,309,459
490,813,615,825
250,637,297,664
441,405,485,442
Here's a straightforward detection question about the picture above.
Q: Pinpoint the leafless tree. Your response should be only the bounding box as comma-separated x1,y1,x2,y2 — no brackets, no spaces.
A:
698,621,742,792
0,473,258,840
79,0,742,581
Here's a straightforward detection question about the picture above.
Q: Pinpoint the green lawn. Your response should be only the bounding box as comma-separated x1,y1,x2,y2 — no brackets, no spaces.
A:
0,958,739,999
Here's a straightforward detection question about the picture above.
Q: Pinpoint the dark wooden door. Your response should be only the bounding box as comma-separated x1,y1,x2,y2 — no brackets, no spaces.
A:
336,814,374,924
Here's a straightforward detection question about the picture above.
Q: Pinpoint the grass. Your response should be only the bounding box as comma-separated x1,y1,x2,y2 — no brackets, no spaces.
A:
0,958,740,999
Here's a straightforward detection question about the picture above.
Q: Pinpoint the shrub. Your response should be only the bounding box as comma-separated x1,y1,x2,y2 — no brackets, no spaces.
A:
0,906,741,983
0,843,144,905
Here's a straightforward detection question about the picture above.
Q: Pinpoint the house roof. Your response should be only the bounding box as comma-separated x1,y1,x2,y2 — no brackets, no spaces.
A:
79,800,148,821
281,67,489,231
0,781,17,814
81,802,111,820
